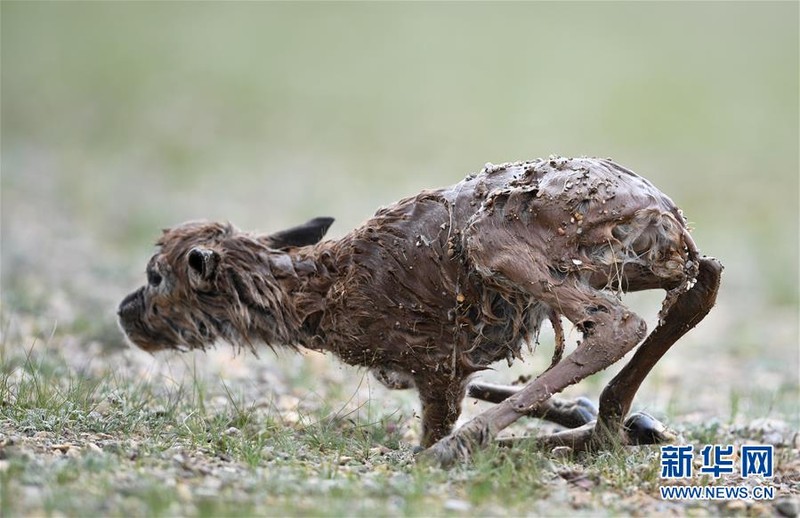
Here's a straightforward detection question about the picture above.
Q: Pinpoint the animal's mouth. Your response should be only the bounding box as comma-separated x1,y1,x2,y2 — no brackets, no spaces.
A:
117,287,171,352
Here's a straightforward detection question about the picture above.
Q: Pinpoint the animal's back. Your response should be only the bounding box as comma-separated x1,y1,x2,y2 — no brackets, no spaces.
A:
315,160,549,375
315,157,690,379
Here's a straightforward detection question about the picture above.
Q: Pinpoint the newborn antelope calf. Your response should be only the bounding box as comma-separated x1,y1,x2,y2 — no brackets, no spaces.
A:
118,157,721,465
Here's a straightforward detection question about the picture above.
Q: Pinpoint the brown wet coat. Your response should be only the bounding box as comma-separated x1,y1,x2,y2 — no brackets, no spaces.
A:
118,157,721,461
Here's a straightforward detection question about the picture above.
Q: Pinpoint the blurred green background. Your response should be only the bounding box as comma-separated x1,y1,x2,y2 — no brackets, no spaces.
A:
2,2,797,418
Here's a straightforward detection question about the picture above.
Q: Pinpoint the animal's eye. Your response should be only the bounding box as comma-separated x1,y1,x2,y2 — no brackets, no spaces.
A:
148,270,163,287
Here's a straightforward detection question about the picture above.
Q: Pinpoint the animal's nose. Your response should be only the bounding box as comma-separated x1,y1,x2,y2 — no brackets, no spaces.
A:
118,288,144,318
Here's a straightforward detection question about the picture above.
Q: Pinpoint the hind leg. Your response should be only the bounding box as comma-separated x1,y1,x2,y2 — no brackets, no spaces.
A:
465,309,595,430
421,268,648,466
490,257,722,452
595,256,723,445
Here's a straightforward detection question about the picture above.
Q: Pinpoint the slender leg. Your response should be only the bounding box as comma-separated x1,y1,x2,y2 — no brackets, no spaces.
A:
421,271,647,466
467,381,597,429
418,380,466,448
494,257,722,451
595,257,723,444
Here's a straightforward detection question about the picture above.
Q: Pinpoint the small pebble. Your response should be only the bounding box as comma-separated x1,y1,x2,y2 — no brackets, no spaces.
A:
443,499,472,512
369,446,391,456
551,446,573,458
776,498,799,518
725,500,746,513
86,442,102,453
748,418,790,446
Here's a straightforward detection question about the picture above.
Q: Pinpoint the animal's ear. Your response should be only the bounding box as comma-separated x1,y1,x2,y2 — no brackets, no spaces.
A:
266,217,334,250
187,247,220,282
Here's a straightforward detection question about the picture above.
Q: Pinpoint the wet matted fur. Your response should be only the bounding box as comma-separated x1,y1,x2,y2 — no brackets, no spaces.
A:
119,157,722,464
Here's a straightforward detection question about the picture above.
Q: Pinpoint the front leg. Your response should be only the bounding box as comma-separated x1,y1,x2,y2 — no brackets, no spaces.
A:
417,379,466,448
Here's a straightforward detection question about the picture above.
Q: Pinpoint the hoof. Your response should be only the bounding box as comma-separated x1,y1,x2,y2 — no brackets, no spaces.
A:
624,412,677,445
416,437,469,469
548,397,598,428
573,397,599,424
417,419,492,468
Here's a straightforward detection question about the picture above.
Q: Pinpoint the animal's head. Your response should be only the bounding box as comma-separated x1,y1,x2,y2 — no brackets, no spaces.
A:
117,217,334,352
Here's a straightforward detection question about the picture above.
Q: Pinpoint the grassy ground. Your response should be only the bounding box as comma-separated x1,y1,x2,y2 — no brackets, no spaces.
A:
0,322,800,516
2,2,798,516
2,332,798,517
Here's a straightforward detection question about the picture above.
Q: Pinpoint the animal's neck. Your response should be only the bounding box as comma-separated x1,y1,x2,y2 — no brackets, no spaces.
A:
224,239,340,352
280,242,340,349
